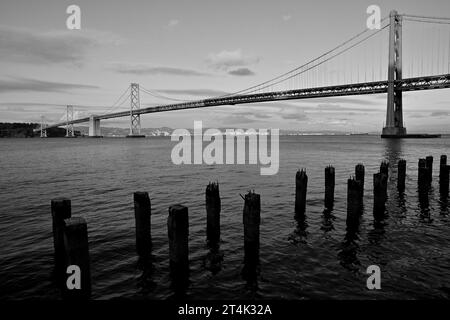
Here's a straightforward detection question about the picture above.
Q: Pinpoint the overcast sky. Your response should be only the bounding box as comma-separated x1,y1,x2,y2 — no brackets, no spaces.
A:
0,0,449,132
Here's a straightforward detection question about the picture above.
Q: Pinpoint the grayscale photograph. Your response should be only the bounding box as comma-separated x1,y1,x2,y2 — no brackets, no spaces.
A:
0,0,449,315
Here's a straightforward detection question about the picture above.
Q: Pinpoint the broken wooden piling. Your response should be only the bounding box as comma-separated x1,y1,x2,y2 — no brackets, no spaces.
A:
168,204,189,276
243,191,260,267
373,172,388,217
51,198,72,276
397,159,406,192
418,158,428,189
324,166,335,209
355,164,365,198
63,217,91,300
426,156,433,182
380,161,389,179
133,192,151,258
346,178,362,228
206,182,221,245
440,155,449,196
295,169,308,217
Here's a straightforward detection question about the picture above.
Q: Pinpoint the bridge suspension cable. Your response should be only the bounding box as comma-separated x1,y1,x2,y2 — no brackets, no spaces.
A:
402,13,450,78
229,23,389,96
219,16,390,97
102,85,132,115
139,86,198,102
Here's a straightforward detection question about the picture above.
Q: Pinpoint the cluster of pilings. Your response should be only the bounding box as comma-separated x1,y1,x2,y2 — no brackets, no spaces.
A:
50,155,449,299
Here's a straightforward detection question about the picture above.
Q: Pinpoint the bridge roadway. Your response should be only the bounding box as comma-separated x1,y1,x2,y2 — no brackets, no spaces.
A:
41,74,450,130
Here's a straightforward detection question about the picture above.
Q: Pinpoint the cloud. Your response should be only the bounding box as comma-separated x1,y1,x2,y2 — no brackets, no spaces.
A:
222,114,259,125
111,64,211,76
156,88,229,97
221,107,309,124
206,49,259,71
0,25,121,66
228,68,255,76
316,103,382,112
0,77,99,93
282,15,292,21
430,111,450,117
409,113,427,118
167,19,180,27
314,97,379,105
237,111,272,119
280,111,309,122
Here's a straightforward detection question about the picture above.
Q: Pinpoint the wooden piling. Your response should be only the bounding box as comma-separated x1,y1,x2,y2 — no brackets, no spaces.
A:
205,182,221,245
380,161,389,178
346,178,362,227
439,156,449,196
397,159,406,191
295,169,308,217
243,191,261,266
324,166,335,209
133,192,151,258
355,164,365,197
51,198,72,274
167,205,189,275
63,217,91,300
440,155,448,190
418,158,428,188
426,156,433,182
373,172,388,216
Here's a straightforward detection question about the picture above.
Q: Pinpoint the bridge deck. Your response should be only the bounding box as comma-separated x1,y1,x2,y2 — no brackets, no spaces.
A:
40,74,450,130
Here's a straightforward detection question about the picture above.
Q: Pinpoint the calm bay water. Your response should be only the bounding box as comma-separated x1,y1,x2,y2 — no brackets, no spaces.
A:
0,135,449,300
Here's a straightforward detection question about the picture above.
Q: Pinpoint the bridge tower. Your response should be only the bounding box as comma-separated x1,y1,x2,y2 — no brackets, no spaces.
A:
88,115,102,137
40,115,47,138
127,83,145,137
382,10,407,137
66,105,75,137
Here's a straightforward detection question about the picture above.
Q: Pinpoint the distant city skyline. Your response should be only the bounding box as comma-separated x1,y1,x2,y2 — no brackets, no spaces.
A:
1,0,450,132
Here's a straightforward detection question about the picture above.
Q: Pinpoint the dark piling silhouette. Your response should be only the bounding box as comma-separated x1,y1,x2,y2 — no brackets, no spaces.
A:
206,182,221,245
380,161,389,179
51,198,72,279
346,178,362,229
242,191,260,280
373,172,388,218
440,155,449,196
324,166,335,209
418,158,429,190
295,169,308,217
397,159,406,192
426,156,433,183
355,164,365,198
168,204,189,291
133,192,151,259
62,217,91,300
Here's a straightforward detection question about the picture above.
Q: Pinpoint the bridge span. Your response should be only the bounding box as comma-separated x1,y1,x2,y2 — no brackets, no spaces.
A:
36,10,450,138
38,74,450,134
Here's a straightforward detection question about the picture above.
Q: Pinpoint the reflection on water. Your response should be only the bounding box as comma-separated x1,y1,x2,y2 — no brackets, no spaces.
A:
338,218,361,273
136,255,156,295
321,208,335,232
288,214,308,245
204,242,224,275
383,138,404,164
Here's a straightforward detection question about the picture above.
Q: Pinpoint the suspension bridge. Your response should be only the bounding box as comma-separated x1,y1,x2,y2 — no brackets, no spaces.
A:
37,10,450,138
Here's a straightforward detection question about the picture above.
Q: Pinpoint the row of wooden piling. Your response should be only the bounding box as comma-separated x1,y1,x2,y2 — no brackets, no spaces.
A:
51,155,449,299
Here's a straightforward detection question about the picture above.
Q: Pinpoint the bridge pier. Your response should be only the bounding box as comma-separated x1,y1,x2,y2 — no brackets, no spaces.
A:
88,116,102,138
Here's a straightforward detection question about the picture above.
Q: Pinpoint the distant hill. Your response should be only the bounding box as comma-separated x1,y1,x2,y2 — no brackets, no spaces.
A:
0,123,71,138
0,123,37,138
